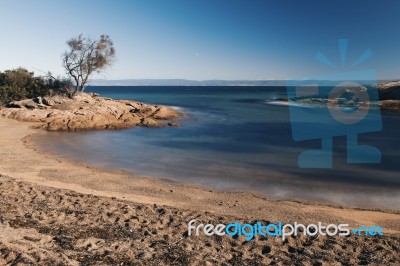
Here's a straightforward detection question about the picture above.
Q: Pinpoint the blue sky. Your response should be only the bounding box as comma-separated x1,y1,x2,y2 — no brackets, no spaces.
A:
1,0,400,80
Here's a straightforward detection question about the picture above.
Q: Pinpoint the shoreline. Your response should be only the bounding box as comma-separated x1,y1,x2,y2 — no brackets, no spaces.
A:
0,117,399,264
1,116,400,225
27,132,400,214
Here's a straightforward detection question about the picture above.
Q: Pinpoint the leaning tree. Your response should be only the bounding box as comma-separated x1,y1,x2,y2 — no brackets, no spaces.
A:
63,34,116,95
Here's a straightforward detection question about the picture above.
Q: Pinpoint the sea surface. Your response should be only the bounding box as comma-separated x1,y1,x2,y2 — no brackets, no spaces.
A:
36,86,400,210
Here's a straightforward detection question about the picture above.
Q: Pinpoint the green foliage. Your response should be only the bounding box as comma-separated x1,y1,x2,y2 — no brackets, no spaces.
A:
46,77,74,96
0,84,27,104
0,68,72,105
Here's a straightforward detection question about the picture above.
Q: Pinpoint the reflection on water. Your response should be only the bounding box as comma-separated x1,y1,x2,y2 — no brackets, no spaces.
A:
34,86,400,210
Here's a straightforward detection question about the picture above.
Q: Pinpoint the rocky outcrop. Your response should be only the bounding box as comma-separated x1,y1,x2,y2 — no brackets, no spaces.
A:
377,82,400,112
0,93,182,131
268,83,400,114
378,81,400,100
379,100,400,112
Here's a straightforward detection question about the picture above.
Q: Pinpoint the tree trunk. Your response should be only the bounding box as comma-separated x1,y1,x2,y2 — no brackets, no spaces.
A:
81,80,87,93
69,85,79,98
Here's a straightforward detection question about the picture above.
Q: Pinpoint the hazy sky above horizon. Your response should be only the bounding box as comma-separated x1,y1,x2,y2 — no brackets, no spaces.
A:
1,0,400,80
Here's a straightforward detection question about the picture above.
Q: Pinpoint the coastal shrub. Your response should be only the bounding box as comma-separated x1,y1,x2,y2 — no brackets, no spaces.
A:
0,84,27,104
46,77,74,96
0,68,41,103
0,68,72,104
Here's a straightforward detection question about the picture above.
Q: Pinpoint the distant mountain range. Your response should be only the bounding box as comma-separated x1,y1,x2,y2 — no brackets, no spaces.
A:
89,79,398,87
90,79,286,86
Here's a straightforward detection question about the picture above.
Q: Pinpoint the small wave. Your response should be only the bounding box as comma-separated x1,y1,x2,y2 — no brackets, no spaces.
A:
265,100,313,108
169,106,184,111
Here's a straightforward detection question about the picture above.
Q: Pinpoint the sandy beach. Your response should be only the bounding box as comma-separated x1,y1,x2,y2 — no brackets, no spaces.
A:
2,0,400,264
0,116,399,265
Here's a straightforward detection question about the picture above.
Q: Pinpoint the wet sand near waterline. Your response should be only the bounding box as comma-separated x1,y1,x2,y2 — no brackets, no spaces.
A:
0,117,399,265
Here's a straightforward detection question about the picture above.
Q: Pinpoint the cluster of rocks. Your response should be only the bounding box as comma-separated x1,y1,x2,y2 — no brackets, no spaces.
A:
275,82,400,113
378,81,400,99
0,93,181,130
378,82,400,112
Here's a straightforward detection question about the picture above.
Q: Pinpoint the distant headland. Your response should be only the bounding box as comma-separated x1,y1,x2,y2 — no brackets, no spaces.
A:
89,79,400,87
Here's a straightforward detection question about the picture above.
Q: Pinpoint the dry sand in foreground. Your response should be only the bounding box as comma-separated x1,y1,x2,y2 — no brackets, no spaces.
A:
0,117,399,265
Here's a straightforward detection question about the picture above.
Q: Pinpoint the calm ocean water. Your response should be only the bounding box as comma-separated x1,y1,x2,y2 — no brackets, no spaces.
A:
36,86,400,210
